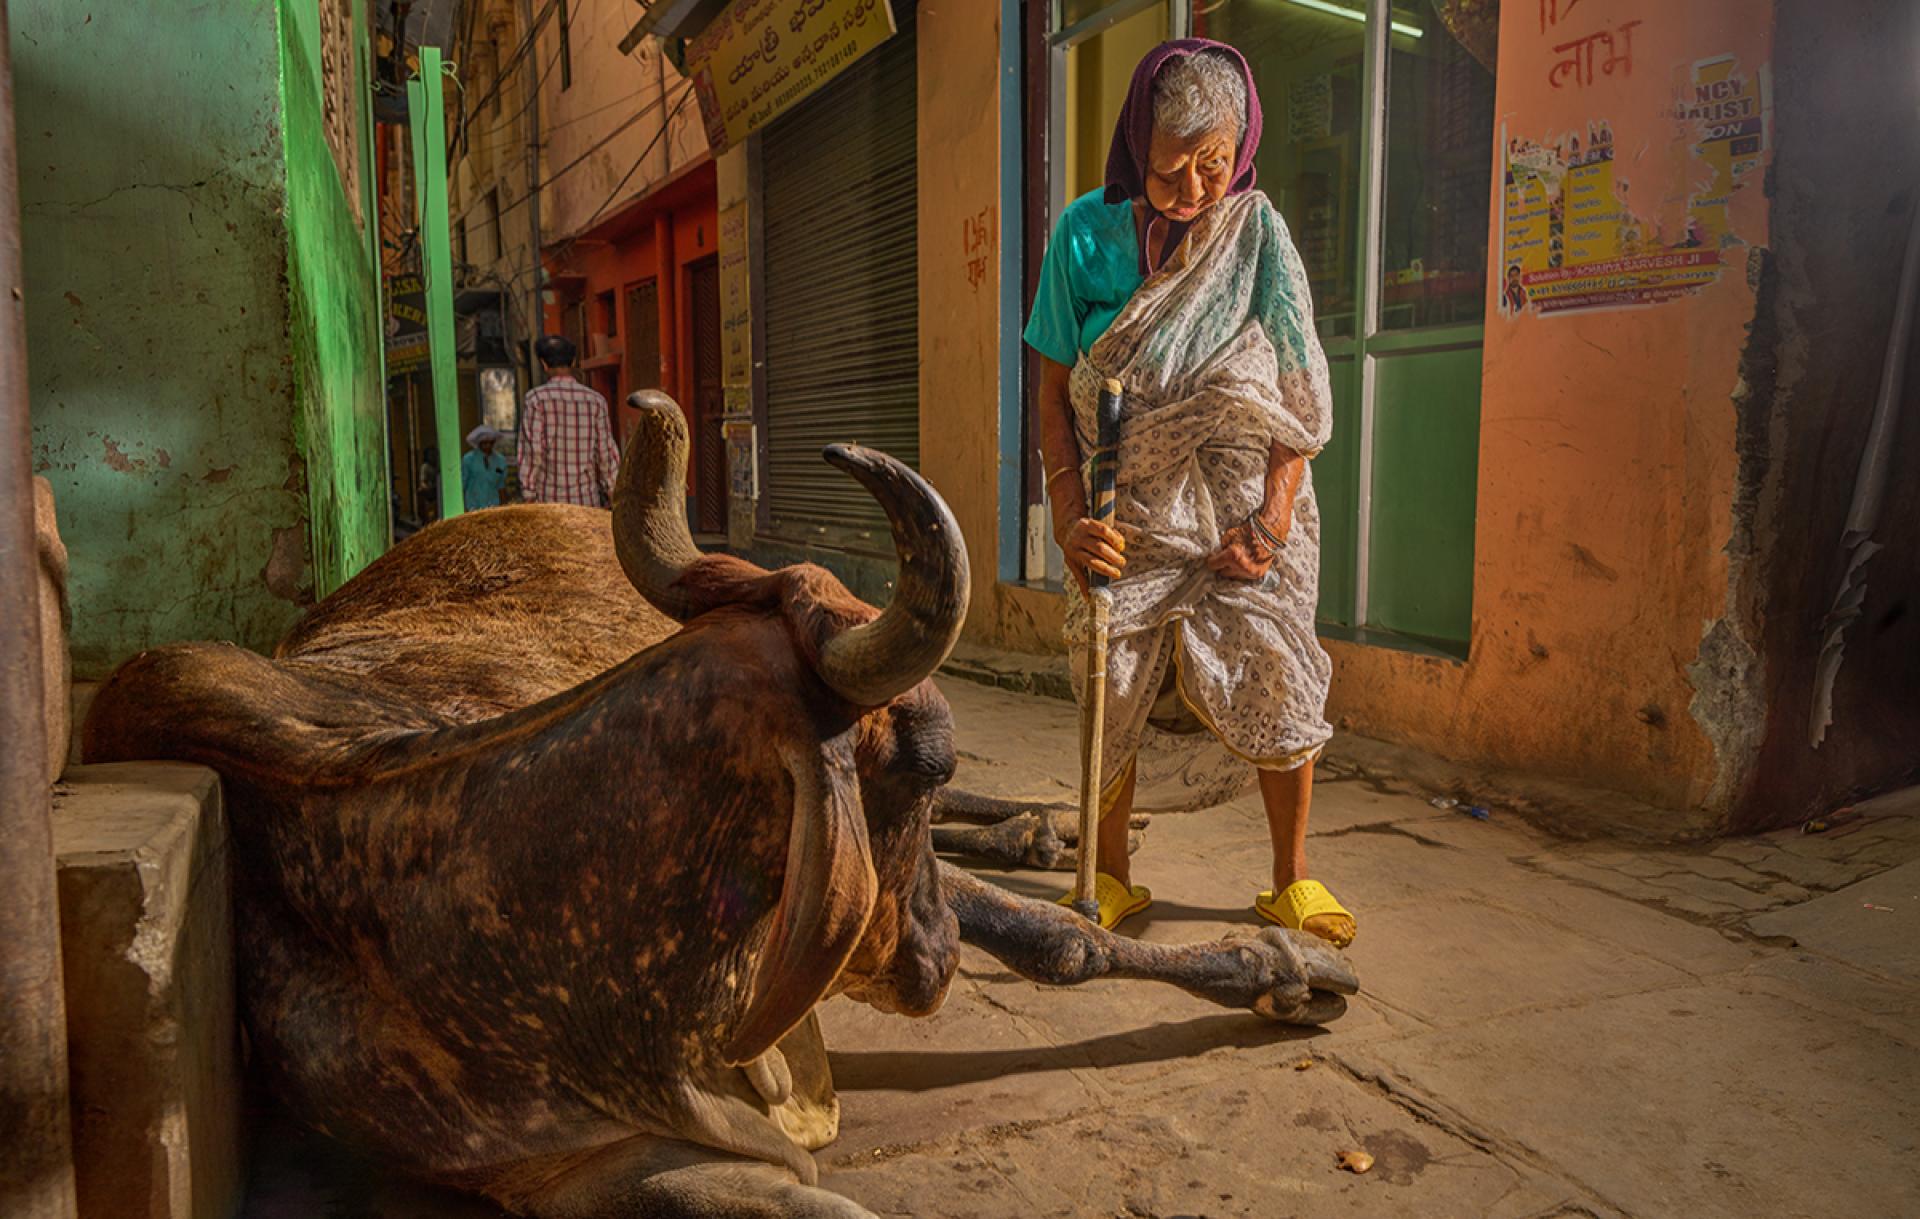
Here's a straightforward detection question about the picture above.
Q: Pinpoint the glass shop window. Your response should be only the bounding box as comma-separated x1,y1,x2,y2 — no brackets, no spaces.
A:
1377,1,1496,330
1194,0,1367,341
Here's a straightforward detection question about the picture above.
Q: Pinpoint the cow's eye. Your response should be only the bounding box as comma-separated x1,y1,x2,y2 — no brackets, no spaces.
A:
898,735,955,784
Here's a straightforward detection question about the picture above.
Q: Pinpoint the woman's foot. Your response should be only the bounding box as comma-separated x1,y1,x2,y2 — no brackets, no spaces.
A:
1255,879,1355,948
1057,872,1153,930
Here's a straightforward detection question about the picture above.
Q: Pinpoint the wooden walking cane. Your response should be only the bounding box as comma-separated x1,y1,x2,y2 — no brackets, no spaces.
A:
1072,377,1125,922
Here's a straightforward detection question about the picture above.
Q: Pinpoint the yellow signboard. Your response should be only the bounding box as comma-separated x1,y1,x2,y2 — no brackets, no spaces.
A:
687,0,896,152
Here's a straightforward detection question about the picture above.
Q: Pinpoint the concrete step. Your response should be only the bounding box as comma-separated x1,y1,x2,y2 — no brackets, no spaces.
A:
940,642,1073,702
53,762,241,1219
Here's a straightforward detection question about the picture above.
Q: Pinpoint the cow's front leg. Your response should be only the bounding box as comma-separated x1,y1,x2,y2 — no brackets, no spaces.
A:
518,1136,873,1219
939,862,1357,1024
931,790,1146,870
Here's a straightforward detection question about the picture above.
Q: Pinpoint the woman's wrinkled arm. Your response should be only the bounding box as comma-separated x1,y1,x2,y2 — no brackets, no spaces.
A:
1039,358,1085,530
1259,438,1306,544
1209,436,1303,581
1039,356,1124,591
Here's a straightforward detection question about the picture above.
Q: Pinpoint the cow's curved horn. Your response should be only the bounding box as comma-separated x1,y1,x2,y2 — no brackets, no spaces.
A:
814,446,970,707
611,391,704,620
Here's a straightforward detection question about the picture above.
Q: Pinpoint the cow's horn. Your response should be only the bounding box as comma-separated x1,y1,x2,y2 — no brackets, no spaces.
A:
611,390,704,620
814,446,970,707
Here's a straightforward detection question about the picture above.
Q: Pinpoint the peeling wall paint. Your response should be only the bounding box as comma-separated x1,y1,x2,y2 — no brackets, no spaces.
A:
15,0,388,675
16,0,312,675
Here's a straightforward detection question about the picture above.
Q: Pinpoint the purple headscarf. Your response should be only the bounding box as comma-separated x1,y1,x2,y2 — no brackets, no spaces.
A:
1103,39,1264,272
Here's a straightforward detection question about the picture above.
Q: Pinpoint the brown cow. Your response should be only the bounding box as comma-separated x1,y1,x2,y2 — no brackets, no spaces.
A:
85,393,1354,1218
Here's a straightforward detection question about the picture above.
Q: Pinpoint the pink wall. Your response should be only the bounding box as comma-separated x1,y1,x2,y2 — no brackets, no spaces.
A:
1325,1,1774,820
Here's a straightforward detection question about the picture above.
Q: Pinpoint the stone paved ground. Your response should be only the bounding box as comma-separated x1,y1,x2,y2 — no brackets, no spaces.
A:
242,678,1920,1218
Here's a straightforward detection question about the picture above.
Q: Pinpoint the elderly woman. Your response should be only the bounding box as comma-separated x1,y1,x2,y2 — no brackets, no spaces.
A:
461,425,509,512
1025,40,1352,947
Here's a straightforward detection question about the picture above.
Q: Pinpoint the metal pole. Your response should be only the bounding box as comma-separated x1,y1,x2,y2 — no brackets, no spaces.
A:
0,0,80,1213
520,0,543,400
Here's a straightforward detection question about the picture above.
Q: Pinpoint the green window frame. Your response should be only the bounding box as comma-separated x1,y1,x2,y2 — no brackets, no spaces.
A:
1306,0,1487,657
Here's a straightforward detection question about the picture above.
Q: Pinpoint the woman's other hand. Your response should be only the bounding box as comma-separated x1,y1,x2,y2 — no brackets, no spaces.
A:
1207,522,1274,581
1060,517,1127,593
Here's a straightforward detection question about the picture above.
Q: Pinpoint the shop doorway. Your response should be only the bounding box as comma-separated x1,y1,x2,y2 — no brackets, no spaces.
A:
1028,0,1494,654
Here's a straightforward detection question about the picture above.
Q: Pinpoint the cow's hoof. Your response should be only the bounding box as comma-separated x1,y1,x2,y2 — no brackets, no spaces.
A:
1249,926,1358,1025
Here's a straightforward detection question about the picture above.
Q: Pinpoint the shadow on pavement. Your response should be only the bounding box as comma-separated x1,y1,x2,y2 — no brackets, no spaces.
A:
830,1010,1325,1093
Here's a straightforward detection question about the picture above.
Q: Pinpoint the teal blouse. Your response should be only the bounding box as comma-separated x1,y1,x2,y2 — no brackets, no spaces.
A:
1023,189,1144,367
461,449,508,512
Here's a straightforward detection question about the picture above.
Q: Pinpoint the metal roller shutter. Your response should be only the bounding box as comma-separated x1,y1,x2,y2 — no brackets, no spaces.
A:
760,4,917,541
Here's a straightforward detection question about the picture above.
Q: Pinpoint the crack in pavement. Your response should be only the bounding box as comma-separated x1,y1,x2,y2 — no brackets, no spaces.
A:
1315,820,1462,850
1321,1051,1631,1217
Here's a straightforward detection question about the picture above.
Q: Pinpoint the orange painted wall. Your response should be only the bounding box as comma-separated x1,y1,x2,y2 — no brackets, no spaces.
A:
535,0,707,243
541,166,718,494
1323,1,1774,819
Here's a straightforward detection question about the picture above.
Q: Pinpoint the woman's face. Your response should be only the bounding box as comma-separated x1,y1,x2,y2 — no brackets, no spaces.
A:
1144,124,1237,222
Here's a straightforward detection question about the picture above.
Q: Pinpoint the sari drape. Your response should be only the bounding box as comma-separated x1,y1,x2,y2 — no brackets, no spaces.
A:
1064,190,1335,812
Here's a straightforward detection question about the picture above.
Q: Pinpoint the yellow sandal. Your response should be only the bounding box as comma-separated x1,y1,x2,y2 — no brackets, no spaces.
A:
1256,879,1356,948
1057,872,1153,930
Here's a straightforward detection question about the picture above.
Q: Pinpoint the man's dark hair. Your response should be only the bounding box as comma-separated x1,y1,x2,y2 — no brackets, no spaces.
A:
534,334,577,369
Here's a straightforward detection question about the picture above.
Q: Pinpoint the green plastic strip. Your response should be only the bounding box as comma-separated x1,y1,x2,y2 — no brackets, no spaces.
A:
407,47,463,521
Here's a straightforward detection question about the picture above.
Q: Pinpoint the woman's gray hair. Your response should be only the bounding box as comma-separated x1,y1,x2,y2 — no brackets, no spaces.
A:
1151,50,1248,145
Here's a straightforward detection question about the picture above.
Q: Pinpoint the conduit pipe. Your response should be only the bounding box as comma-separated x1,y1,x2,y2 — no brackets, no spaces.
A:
0,1,80,1213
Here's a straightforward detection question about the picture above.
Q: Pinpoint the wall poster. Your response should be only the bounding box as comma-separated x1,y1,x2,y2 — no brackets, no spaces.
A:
1498,49,1771,318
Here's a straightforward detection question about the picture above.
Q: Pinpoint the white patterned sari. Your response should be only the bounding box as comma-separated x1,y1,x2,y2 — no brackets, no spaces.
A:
1064,190,1334,813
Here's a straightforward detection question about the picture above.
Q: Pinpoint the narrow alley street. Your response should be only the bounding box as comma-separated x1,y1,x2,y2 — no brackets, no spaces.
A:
817,679,1920,1219
10,3,1920,1217
243,675,1920,1219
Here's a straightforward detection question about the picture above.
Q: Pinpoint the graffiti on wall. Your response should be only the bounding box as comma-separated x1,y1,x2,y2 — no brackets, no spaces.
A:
1499,49,1770,318
962,205,995,292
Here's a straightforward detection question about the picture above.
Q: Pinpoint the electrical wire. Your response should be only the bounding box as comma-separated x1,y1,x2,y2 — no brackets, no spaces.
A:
576,88,696,234
462,0,561,119
461,39,565,158
462,82,695,230
472,58,655,152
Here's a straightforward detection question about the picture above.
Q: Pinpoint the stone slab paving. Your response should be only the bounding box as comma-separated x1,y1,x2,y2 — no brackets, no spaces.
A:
1746,858,1920,979
241,679,1920,1217
843,680,1920,1218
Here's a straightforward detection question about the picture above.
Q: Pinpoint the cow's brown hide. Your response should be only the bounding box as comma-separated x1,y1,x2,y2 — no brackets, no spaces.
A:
84,492,962,1202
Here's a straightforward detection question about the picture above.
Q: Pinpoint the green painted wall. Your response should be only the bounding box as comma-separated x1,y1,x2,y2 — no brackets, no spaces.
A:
17,0,310,675
277,0,388,594
15,0,387,676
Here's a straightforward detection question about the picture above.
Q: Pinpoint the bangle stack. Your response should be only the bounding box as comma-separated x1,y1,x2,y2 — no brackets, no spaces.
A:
1245,513,1284,559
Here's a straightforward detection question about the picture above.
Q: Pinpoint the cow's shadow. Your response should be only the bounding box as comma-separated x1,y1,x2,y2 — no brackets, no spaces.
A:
240,1010,1320,1216
830,1010,1324,1094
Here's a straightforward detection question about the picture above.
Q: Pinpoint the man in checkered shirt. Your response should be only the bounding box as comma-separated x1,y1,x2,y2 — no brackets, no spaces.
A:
518,335,621,506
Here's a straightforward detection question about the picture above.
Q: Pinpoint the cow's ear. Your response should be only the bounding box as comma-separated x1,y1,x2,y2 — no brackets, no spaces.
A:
724,738,877,1065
